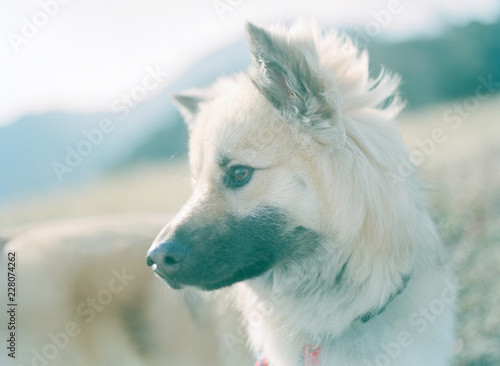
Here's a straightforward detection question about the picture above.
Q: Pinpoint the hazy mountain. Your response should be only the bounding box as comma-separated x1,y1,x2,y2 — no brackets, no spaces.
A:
1,20,498,204
121,20,500,168
368,20,500,108
0,39,251,204
114,38,252,168
0,112,105,202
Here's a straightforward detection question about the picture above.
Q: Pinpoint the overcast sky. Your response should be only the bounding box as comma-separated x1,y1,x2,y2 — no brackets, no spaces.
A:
0,0,499,126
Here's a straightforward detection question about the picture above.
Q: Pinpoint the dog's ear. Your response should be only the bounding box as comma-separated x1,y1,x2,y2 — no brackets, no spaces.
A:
246,22,345,146
172,90,208,125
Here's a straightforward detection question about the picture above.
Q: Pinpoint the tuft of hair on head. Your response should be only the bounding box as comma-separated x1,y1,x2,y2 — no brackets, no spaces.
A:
245,21,346,147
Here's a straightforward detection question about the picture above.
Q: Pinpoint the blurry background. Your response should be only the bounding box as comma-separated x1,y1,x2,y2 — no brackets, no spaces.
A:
0,0,499,364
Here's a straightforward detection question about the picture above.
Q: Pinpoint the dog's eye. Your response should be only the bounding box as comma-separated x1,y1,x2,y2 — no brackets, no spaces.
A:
226,166,253,188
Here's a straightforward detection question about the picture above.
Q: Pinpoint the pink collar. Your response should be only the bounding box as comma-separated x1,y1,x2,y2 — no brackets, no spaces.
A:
255,345,322,366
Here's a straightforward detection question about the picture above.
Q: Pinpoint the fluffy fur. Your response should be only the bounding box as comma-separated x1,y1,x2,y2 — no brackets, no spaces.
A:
151,21,456,365
1,21,455,366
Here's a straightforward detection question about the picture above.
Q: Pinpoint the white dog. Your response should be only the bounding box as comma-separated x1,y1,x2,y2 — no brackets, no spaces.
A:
1,21,455,366
146,21,456,366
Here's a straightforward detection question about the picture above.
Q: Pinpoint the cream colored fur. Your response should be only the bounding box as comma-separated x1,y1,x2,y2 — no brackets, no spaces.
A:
171,21,456,365
0,21,455,366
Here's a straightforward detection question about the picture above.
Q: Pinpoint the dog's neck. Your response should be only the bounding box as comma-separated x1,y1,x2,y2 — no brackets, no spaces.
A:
236,238,416,362
236,199,443,363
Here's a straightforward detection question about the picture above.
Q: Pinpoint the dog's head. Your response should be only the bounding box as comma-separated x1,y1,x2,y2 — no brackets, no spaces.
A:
146,22,412,293
146,22,345,290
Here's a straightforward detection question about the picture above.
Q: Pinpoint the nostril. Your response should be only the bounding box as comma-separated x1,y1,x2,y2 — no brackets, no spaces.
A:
163,244,186,265
146,240,187,272
164,256,178,266
146,256,155,267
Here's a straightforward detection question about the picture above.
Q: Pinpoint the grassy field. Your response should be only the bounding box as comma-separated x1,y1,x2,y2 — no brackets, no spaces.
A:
1,95,499,365
399,96,500,365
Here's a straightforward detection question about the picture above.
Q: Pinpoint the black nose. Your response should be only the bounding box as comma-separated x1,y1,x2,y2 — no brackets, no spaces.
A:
146,240,187,273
